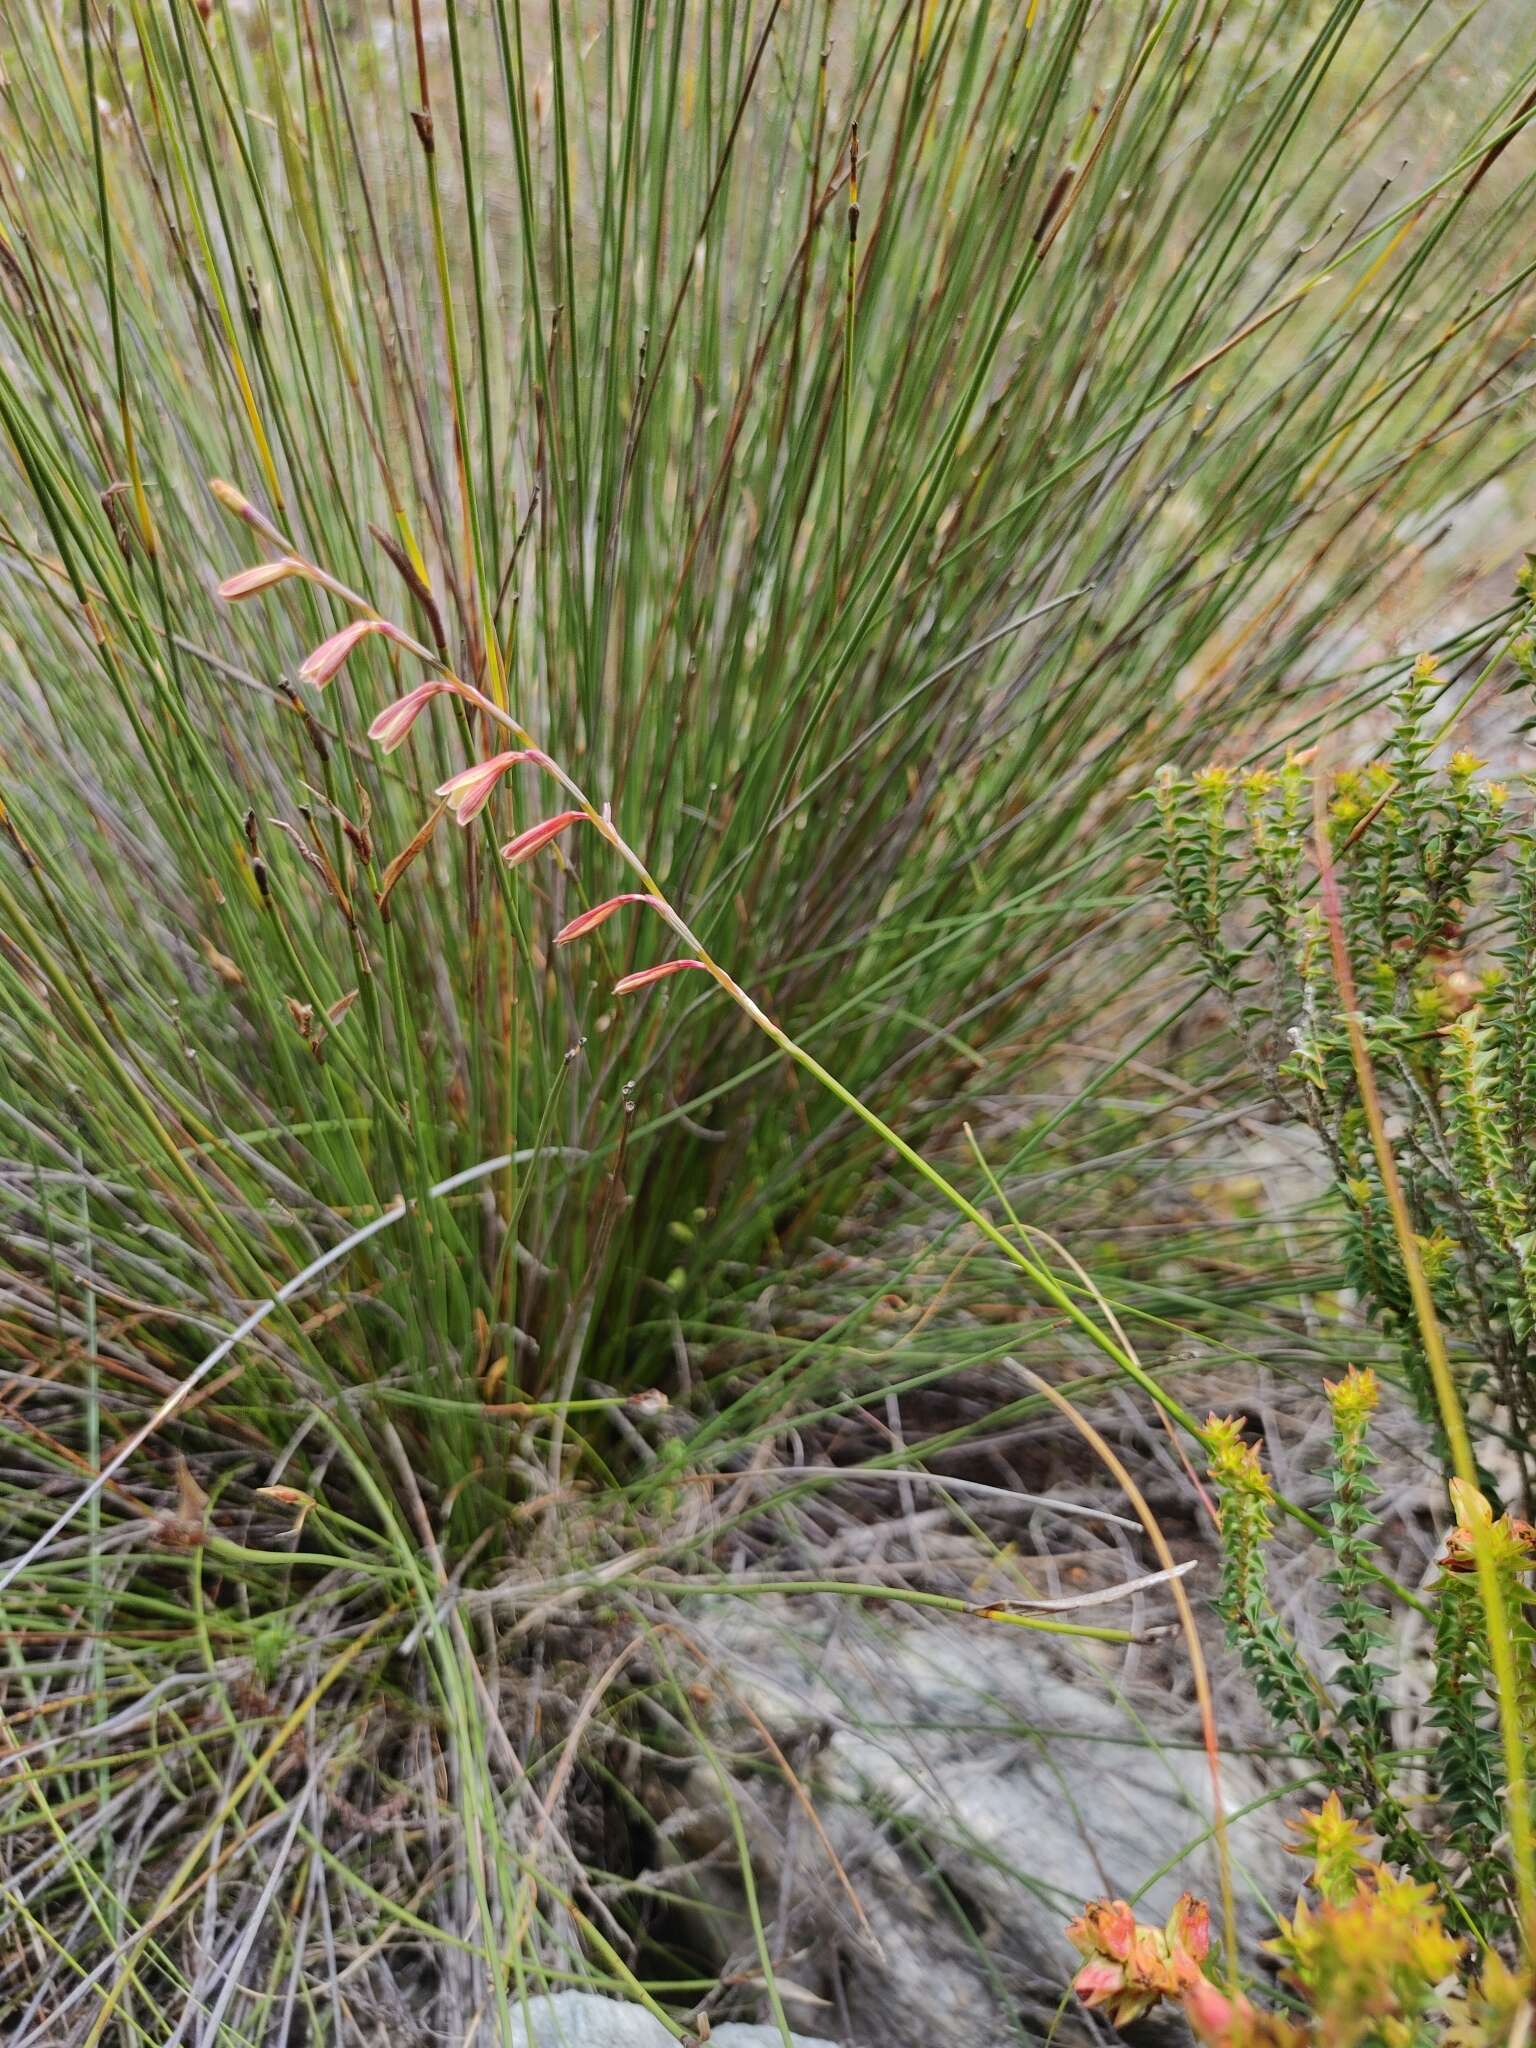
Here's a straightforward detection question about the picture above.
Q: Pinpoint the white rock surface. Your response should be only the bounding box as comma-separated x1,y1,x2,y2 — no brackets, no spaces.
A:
671,1596,1288,2046
508,1991,836,2048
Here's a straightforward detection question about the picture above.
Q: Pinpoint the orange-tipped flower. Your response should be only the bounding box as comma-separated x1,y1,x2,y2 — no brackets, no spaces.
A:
1165,1893,1211,1965
436,750,546,825
500,810,586,867
1068,1900,1137,1965
218,558,306,601
613,958,710,994
1065,1894,1214,2031
298,618,409,688
555,894,660,945
368,680,452,753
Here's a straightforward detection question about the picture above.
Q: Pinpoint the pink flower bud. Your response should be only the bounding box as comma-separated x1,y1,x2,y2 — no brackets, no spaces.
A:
1181,1976,1245,2044
612,958,710,994
436,751,541,824
500,810,586,866
298,618,409,688
554,894,660,944
368,681,451,753
218,558,306,601
1070,1961,1125,2008
1167,1893,1211,1966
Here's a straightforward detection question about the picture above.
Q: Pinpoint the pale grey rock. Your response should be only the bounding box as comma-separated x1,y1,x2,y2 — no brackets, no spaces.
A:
671,1594,1289,2048
714,2030,837,2048
508,1991,836,2048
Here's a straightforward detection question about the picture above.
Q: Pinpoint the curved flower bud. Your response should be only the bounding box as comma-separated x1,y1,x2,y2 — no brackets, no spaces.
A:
368,680,452,753
209,478,289,548
437,750,545,825
613,958,710,994
555,894,661,945
218,557,307,601
210,478,257,520
298,618,410,688
500,810,586,867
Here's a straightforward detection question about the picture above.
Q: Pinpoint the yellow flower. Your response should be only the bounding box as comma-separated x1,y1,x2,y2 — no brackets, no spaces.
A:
1323,1368,1379,1434
1286,1793,1372,1908
1269,1865,1463,2046
1206,1415,1274,1500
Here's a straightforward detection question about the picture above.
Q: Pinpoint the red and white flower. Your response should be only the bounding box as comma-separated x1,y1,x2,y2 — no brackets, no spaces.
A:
298,618,411,688
613,958,710,995
218,558,307,601
368,681,454,753
554,894,661,944
500,811,587,867
437,750,548,825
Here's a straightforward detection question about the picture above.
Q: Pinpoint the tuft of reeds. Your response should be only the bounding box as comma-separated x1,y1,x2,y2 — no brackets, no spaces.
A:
3,0,1536,2039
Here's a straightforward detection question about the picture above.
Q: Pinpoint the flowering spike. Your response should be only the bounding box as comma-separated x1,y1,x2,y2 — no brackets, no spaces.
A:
218,558,306,601
436,751,539,825
612,958,710,994
368,680,451,753
555,893,660,945
1286,1792,1372,1907
298,618,407,688
500,810,586,867
1324,1363,1379,1430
